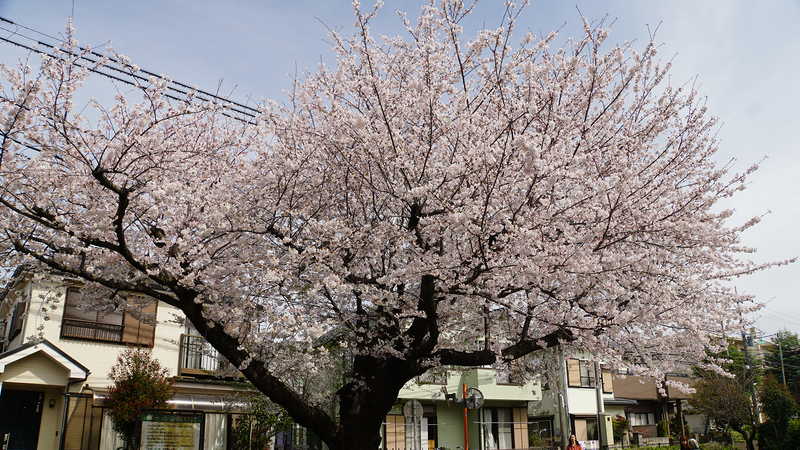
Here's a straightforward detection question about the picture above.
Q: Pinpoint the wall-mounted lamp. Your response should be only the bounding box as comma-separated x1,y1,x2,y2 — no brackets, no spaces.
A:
49,399,56,408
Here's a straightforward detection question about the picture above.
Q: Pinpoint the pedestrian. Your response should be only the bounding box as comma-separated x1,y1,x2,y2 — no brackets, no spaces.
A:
567,435,582,450
679,436,691,450
688,438,700,449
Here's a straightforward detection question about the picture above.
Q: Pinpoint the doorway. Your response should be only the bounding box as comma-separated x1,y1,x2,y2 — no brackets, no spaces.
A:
0,390,45,450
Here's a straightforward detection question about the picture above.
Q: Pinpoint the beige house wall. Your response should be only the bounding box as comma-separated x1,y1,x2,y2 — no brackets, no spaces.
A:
611,374,659,400
0,352,71,386
16,282,185,388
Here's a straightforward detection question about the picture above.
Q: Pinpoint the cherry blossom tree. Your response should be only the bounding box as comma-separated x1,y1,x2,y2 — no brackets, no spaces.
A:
0,2,789,449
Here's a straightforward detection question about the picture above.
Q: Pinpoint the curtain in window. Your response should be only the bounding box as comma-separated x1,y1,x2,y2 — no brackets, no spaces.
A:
404,417,428,450
204,413,227,450
385,415,405,450
99,411,125,450
484,408,513,449
122,298,157,345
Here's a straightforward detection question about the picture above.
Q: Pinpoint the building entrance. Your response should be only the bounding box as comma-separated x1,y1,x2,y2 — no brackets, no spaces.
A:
0,390,45,450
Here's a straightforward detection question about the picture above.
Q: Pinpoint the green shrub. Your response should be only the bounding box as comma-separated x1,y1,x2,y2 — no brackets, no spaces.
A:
669,415,691,438
701,442,739,450
787,418,800,444
612,415,630,442
657,420,668,437
106,347,173,450
726,430,743,442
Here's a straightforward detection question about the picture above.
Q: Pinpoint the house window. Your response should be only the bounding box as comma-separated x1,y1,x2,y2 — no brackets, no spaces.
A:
567,359,596,387
483,407,528,449
601,368,614,393
626,412,655,426
8,300,27,341
384,415,406,450
384,406,437,450
528,419,552,447
60,289,156,345
573,417,598,441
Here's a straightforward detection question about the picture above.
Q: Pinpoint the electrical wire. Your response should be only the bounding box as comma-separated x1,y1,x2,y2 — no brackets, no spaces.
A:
0,16,261,122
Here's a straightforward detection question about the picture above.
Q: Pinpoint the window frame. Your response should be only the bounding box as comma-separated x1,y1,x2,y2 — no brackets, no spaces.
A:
60,288,157,346
8,300,27,342
567,359,596,388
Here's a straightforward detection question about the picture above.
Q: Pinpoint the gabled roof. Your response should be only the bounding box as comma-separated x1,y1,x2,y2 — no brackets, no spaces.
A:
0,339,90,380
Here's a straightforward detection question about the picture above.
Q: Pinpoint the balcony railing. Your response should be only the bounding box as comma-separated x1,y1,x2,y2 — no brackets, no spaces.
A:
61,318,124,343
178,334,227,377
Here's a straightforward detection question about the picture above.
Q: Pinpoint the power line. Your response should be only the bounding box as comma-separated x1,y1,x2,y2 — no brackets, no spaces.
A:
755,311,800,331
762,306,800,323
0,16,261,122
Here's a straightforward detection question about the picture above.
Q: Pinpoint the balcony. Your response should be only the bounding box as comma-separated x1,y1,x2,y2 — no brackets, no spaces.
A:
178,334,224,377
177,334,245,379
61,318,124,343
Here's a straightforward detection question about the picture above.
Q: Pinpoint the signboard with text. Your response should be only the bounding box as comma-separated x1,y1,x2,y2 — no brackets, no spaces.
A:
139,410,204,450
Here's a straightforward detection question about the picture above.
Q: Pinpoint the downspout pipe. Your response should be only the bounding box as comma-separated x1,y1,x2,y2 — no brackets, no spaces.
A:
59,374,89,450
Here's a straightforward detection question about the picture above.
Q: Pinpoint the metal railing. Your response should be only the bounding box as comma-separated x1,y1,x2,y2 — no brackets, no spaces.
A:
61,318,123,343
178,334,224,376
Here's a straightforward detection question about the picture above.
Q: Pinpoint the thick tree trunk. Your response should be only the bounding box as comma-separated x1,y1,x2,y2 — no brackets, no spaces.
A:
328,357,416,450
732,426,755,450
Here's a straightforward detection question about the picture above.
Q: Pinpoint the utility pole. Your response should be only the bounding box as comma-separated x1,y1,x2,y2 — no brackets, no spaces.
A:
777,332,787,387
741,330,760,424
556,347,570,450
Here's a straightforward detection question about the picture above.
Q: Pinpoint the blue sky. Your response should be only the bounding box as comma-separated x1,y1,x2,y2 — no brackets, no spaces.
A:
1,0,798,338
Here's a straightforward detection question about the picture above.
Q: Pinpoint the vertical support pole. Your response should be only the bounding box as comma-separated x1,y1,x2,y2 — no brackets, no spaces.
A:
557,348,570,450
412,403,418,450
778,334,787,387
595,362,605,413
595,362,606,450
463,383,469,450
248,415,253,450
742,330,760,423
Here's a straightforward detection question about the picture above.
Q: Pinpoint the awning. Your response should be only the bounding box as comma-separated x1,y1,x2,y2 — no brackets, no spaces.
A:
92,389,245,412
604,398,639,406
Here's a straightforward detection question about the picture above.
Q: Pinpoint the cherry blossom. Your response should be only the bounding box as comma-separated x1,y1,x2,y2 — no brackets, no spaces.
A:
0,2,789,449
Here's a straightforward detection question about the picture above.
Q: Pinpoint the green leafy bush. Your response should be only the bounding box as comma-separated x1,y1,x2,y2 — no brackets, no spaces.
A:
612,415,630,442
702,442,739,450
657,420,668,437
228,388,292,450
106,347,173,449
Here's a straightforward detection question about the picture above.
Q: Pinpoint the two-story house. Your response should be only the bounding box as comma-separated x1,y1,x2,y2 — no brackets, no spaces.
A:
384,367,539,450
0,268,244,450
385,351,624,450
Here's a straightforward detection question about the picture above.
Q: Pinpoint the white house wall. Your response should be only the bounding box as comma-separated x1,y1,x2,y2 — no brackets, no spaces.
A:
566,388,600,415
22,282,186,387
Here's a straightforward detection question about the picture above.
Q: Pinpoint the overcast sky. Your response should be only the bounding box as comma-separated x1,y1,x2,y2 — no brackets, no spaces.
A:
1,0,798,339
